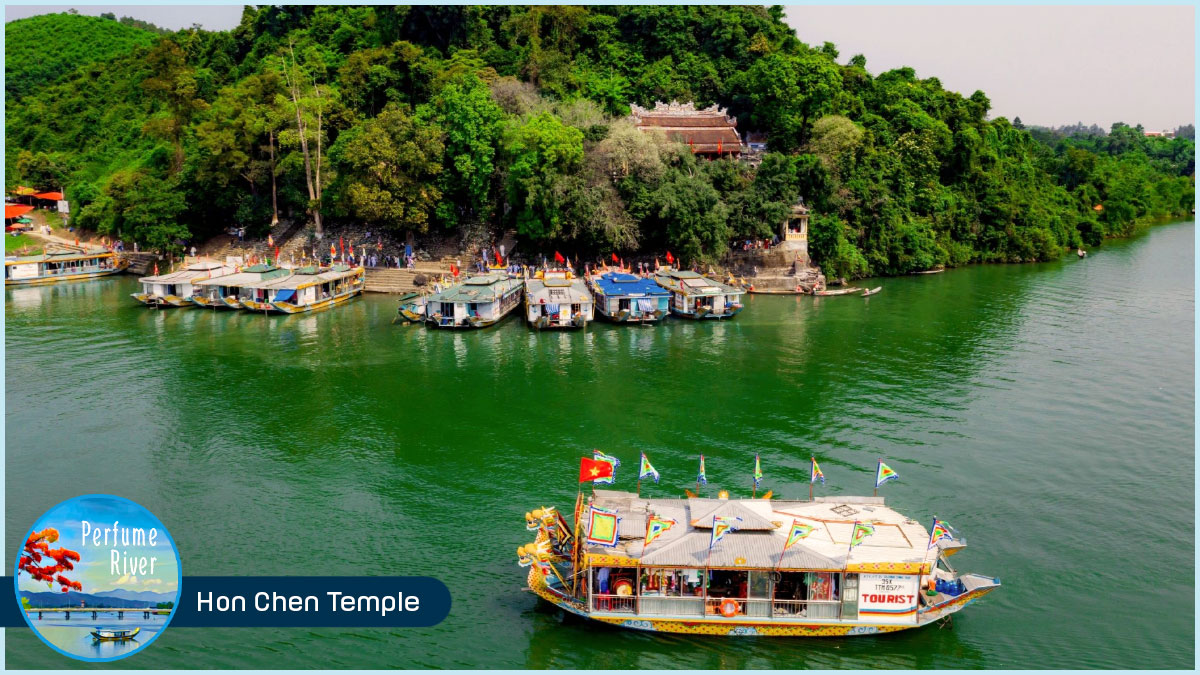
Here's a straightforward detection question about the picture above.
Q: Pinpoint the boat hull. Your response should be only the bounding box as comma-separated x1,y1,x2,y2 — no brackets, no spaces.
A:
271,288,361,314
425,299,520,330
191,296,238,310
595,308,666,324
132,293,193,308
670,304,743,320
6,262,128,286
527,567,999,638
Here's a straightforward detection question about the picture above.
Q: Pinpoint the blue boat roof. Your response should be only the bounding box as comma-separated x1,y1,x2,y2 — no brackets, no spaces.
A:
593,272,670,297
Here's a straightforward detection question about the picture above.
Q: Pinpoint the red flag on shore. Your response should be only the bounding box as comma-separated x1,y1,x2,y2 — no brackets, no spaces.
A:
554,251,565,264
580,457,615,483
330,244,336,258
666,251,674,264
339,236,345,260
611,253,619,263
275,246,280,264
153,263,158,275
495,250,503,265
450,263,459,277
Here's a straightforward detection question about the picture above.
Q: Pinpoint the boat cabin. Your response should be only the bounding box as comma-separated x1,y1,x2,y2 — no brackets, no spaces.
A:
254,265,364,313
133,261,235,306
525,270,594,329
653,269,745,320
191,264,289,308
588,272,671,323
425,273,523,329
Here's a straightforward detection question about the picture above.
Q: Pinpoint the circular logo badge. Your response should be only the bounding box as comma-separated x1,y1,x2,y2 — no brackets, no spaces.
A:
14,495,181,662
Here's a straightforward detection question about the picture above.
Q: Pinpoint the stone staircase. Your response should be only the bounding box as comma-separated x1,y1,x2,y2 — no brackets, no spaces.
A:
122,252,162,275
364,266,453,294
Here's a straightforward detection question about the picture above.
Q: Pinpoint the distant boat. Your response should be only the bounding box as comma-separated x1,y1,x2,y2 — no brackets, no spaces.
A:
525,269,593,330
424,272,523,329
653,268,745,320
914,268,945,275
862,287,882,297
131,261,236,307
5,247,127,285
587,270,670,324
813,287,861,296
91,627,139,641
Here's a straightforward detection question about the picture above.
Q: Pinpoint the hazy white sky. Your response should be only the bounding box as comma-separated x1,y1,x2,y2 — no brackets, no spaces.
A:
6,5,1194,130
785,5,1195,130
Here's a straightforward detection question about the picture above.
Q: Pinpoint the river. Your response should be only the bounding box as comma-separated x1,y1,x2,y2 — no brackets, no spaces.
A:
5,221,1193,668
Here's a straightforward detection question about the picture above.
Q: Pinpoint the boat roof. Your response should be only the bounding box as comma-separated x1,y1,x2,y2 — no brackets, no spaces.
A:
428,273,521,303
262,266,359,289
138,263,234,284
654,271,743,295
6,249,113,264
525,276,591,303
584,490,934,572
194,266,288,288
591,272,670,297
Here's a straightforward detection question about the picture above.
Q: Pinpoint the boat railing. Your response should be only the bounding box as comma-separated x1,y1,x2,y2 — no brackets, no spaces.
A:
590,593,636,613
771,599,841,619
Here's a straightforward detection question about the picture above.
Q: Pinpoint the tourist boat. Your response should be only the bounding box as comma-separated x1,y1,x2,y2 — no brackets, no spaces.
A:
518,489,999,638
190,263,289,310
525,269,594,329
4,246,128,285
861,287,882,297
131,261,236,307
240,264,364,314
587,271,670,324
91,627,140,641
653,269,745,320
424,272,523,329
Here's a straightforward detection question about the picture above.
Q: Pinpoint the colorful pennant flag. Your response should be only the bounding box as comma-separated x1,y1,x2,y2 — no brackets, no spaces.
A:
579,457,614,483
784,520,815,550
639,452,660,484
754,454,763,487
709,515,742,549
586,506,619,547
875,460,899,488
697,455,707,486
850,521,876,548
811,457,825,485
928,517,954,550
644,517,676,548
593,450,620,485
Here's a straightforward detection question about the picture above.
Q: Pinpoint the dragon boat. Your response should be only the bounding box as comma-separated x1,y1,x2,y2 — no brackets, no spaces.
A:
5,246,127,285
131,261,236,307
240,264,364,314
518,488,998,637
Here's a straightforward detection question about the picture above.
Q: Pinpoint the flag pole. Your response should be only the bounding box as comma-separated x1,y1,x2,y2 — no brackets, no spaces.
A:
873,458,879,497
571,487,583,598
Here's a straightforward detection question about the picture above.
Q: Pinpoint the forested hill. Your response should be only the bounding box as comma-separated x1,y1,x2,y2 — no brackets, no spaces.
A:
4,13,157,102
5,6,1194,277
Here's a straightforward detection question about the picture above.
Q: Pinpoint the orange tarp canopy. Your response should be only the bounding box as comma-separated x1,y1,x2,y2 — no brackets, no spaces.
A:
5,205,34,219
34,191,63,201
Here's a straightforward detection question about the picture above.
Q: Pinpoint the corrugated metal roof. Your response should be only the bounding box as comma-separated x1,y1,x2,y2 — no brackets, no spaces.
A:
194,267,289,287
688,499,778,531
139,263,235,284
428,274,521,303
525,277,591,304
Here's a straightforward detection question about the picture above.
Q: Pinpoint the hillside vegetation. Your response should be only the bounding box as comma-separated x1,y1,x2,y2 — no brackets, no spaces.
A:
4,12,157,102
5,6,1193,276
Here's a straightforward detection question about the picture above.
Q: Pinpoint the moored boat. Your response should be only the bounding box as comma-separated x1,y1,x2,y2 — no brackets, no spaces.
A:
861,286,882,297
653,269,745,320
5,246,128,286
525,269,594,329
131,261,236,307
424,272,523,329
396,291,428,323
241,264,364,314
813,287,861,296
587,270,670,324
91,627,140,641
519,488,999,638
190,263,289,310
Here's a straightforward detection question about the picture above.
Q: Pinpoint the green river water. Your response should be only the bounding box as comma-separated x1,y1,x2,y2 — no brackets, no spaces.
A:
5,221,1194,669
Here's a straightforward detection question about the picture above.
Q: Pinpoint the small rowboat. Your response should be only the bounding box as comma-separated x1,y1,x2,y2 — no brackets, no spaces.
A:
91,627,140,641
914,268,944,275
862,286,882,296
813,287,861,296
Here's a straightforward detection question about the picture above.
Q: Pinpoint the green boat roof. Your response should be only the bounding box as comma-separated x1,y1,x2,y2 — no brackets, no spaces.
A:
429,274,521,303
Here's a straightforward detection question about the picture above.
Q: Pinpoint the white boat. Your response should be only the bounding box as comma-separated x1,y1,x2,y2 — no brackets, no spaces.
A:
131,261,236,307
524,269,594,330
424,272,523,329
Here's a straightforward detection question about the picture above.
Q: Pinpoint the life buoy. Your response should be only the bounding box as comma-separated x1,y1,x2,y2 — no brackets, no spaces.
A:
720,598,739,617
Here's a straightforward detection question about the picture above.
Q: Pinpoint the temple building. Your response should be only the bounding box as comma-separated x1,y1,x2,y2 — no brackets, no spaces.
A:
630,101,745,157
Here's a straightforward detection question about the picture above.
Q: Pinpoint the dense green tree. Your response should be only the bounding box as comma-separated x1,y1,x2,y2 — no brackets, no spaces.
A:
422,74,505,228
503,111,584,239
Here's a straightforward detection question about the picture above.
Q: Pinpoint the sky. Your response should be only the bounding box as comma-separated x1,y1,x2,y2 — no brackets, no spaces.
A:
3,5,1194,130
785,5,1195,131
18,496,179,596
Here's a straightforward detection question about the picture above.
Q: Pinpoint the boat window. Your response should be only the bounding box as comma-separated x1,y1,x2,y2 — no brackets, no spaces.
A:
748,570,771,599
707,569,749,599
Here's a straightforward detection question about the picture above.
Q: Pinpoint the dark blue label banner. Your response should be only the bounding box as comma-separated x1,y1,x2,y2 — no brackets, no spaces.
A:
5,576,451,628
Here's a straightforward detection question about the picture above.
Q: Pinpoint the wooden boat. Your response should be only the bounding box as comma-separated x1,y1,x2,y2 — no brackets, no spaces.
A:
5,246,128,285
812,287,862,296
131,261,236,307
395,291,427,323
240,265,364,314
747,286,807,295
91,627,140,641
190,264,289,310
525,269,594,330
914,268,944,275
519,487,999,638
861,287,882,297
653,268,745,320
587,270,670,324
424,272,523,329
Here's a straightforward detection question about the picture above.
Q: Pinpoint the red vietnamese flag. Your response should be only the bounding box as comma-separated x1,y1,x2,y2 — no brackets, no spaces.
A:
495,250,503,265
330,243,336,258
554,251,565,264
450,263,459,277
666,251,674,264
580,457,614,483
275,246,280,264
339,236,345,260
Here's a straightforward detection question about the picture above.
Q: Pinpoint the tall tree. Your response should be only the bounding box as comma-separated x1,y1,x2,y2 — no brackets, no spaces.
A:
141,39,208,173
